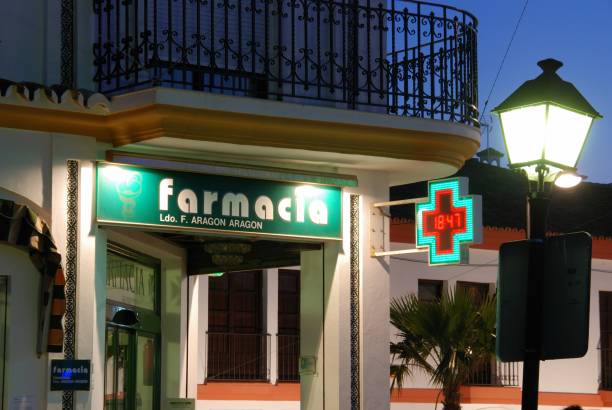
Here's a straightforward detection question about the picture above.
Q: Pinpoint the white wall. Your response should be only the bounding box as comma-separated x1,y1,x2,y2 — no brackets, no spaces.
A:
0,0,92,87
347,170,392,410
0,129,53,212
391,404,591,410
390,244,505,390
541,256,612,394
0,130,136,410
0,245,48,409
390,240,612,396
197,401,300,410
300,168,391,410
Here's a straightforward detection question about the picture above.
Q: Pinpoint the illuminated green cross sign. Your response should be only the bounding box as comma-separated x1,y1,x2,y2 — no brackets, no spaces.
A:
416,177,482,265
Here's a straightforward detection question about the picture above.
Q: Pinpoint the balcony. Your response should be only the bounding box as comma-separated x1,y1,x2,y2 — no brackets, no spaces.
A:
205,332,300,382
277,334,300,382
93,0,478,126
206,332,272,381
465,360,520,387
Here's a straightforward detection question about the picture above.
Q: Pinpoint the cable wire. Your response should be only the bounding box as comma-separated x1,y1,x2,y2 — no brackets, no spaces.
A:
479,0,530,124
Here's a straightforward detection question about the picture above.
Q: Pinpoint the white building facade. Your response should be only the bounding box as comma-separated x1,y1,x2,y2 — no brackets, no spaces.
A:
0,1,480,410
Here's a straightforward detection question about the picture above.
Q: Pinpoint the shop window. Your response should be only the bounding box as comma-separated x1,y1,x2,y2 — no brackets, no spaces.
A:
418,279,443,302
456,281,489,305
106,245,159,313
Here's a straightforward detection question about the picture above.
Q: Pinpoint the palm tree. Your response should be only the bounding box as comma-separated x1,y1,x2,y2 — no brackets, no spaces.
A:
390,289,497,410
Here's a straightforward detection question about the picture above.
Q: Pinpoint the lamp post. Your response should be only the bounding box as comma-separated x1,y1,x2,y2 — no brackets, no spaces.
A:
492,58,601,410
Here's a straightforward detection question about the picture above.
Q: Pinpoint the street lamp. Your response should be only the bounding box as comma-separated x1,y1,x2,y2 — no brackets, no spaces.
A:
493,58,601,187
492,58,601,410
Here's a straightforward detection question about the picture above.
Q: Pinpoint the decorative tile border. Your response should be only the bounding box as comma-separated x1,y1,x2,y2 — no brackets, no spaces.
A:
350,194,360,410
62,160,79,409
61,0,75,87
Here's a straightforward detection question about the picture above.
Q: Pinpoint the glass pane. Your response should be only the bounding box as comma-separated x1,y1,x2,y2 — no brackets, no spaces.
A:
136,334,157,410
104,327,115,409
117,329,131,410
418,280,442,302
500,104,547,165
544,105,593,168
107,252,157,311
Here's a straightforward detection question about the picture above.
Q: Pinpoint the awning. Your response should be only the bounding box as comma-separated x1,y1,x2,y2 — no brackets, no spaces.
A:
0,199,64,354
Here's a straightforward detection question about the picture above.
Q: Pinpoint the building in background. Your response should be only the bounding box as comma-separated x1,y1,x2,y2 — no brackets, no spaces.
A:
0,0,479,409
389,157,612,409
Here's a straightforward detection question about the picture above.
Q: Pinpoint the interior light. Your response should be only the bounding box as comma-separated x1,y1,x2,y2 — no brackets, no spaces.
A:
209,272,225,277
554,172,583,189
102,165,137,185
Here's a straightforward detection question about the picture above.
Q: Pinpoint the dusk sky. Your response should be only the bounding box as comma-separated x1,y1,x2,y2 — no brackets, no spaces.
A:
443,1,611,183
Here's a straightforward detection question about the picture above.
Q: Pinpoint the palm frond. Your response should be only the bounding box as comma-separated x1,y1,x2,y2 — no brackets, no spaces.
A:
389,289,497,409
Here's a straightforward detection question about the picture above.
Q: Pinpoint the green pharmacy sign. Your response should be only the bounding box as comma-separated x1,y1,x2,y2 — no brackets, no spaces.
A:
96,162,342,240
415,177,482,265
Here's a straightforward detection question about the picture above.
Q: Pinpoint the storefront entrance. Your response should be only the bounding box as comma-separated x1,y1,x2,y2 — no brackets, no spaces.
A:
104,243,161,410
95,160,347,409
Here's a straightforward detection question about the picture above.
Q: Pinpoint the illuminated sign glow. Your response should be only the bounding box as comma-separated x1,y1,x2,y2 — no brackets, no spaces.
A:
416,178,482,265
96,162,342,240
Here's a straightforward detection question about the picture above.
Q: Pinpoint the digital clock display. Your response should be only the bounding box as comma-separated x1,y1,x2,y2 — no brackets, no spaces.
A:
422,189,467,254
430,212,465,231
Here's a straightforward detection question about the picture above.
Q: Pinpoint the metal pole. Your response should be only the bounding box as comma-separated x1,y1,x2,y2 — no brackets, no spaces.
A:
521,177,550,410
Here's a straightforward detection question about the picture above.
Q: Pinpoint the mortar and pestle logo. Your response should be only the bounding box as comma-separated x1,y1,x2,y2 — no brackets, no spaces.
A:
102,166,143,218
116,172,142,217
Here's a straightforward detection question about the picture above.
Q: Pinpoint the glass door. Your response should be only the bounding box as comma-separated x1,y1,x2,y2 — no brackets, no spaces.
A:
105,242,161,409
105,325,159,410
135,333,158,410
105,325,133,410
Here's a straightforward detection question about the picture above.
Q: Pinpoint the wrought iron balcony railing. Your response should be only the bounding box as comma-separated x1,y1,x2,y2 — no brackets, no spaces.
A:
206,332,271,381
465,359,520,387
94,0,478,125
277,333,300,382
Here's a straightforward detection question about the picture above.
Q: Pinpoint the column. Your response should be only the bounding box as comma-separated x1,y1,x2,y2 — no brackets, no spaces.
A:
197,275,209,384
300,240,347,410
354,170,390,410
187,275,200,398
265,268,279,384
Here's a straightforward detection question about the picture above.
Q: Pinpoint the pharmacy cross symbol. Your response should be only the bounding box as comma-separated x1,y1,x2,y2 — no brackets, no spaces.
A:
422,189,467,253
415,178,481,266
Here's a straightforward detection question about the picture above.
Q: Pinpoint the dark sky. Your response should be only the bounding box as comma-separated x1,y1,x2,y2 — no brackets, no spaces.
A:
442,0,611,183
